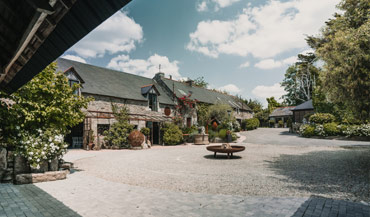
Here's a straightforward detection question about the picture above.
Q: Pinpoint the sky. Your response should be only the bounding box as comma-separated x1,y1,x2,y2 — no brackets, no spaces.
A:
61,0,341,106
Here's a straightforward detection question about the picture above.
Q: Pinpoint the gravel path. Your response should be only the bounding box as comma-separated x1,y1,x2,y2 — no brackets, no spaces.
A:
70,143,370,202
242,128,370,146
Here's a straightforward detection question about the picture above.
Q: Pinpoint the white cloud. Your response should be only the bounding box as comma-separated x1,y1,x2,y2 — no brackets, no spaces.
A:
197,1,208,12
239,61,250,68
107,54,182,79
197,0,240,12
218,84,241,93
254,59,282,69
68,11,143,58
61,55,86,64
252,83,286,101
254,56,297,69
188,0,339,58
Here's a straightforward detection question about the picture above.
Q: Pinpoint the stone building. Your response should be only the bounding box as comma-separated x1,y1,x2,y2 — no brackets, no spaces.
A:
57,58,176,148
291,99,315,123
57,58,253,148
269,106,295,127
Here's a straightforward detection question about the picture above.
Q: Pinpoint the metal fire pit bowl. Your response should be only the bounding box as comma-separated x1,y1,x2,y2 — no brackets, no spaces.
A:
206,145,245,159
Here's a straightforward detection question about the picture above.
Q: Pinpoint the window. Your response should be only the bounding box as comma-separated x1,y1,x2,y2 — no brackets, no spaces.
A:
97,124,110,136
69,80,79,95
148,93,158,111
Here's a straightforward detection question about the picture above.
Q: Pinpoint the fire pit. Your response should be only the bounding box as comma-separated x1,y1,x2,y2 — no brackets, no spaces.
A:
206,145,245,159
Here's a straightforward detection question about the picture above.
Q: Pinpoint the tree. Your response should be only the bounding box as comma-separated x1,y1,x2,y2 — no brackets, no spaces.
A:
266,97,282,113
208,103,234,125
306,0,370,120
193,76,208,88
104,104,134,148
0,62,91,168
196,103,210,127
244,99,263,114
281,53,319,105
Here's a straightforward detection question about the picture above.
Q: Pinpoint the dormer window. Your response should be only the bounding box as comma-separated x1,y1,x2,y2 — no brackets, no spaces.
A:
141,84,160,112
64,67,84,96
148,93,158,111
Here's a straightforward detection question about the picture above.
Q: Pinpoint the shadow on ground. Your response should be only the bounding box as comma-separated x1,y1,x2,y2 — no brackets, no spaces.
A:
266,146,370,202
292,195,370,217
0,183,80,217
203,154,242,160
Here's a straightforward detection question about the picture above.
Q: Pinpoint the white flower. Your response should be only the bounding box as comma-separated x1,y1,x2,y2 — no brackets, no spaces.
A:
36,165,40,170
16,126,20,130
36,159,40,162
29,152,33,156
41,151,45,155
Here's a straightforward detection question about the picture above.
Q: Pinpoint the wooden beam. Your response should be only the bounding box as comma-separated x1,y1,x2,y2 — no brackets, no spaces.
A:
26,0,55,15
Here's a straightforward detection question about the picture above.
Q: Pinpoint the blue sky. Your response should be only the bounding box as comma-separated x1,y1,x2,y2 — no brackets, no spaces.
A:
62,0,340,106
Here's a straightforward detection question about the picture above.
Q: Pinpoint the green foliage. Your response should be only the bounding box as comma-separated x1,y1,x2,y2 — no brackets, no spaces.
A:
307,0,370,120
278,120,284,128
243,118,260,130
218,129,227,139
182,125,198,134
299,124,315,137
104,104,133,148
244,99,263,114
231,132,238,141
0,62,90,169
208,103,234,125
140,127,150,137
309,113,336,124
196,103,210,127
208,130,218,142
163,124,183,145
193,76,209,88
323,123,340,136
281,54,319,106
286,118,292,128
269,120,275,127
267,97,282,113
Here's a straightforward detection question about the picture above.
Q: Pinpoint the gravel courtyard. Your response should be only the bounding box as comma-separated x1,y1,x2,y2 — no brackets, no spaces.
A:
65,129,370,202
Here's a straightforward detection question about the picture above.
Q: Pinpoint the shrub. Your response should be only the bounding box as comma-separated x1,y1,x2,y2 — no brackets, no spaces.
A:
128,130,144,147
323,123,339,136
342,124,370,137
278,120,284,128
309,113,335,124
208,130,218,142
299,124,315,137
244,118,260,130
269,120,275,128
304,113,314,121
286,118,292,128
163,124,183,145
104,105,133,148
231,132,238,141
140,127,150,137
182,125,197,134
218,129,227,139
314,124,325,136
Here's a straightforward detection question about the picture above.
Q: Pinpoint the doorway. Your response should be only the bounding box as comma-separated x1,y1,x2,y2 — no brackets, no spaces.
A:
146,121,160,145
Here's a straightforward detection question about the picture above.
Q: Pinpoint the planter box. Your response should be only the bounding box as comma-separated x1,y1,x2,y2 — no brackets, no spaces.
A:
194,134,209,145
15,170,69,185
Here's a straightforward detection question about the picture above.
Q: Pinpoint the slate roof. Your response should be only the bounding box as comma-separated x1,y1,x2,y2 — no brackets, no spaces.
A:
269,106,295,117
160,78,252,111
56,58,174,105
291,99,314,111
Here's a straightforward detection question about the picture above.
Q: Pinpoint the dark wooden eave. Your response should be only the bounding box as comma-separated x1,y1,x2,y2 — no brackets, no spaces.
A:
0,0,131,94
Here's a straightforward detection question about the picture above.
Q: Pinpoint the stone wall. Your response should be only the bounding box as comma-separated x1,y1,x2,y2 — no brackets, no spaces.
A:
1,147,59,183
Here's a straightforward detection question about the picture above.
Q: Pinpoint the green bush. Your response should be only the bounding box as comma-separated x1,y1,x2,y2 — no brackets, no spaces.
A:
182,125,198,134
140,127,150,137
218,129,227,139
163,124,183,145
309,113,335,124
269,120,275,128
244,118,260,130
304,113,314,120
323,122,339,136
286,118,292,128
299,124,315,137
278,120,284,128
231,132,237,141
208,130,218,142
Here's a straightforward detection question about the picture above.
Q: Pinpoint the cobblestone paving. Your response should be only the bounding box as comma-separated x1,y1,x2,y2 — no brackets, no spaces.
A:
0,183,80,217
292,196,370,217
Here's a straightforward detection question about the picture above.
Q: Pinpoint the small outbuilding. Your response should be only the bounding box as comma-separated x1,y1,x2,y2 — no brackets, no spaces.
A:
291,100,315,123
269,106,295,127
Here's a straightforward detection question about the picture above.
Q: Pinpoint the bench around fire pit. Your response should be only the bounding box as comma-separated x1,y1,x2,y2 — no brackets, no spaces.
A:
206,145,245,158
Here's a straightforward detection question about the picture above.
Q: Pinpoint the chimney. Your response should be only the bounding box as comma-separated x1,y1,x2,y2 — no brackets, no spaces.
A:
154,72,164,80
185,80,193,86
169,75,172,80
